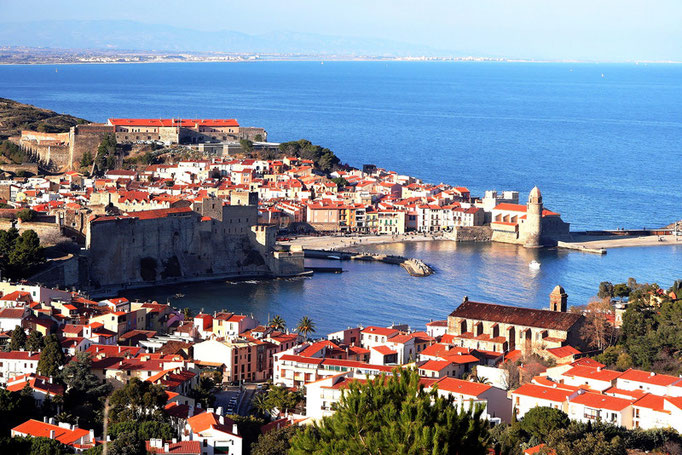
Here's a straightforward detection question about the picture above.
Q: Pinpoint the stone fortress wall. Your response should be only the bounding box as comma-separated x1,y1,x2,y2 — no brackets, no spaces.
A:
85,197,303,292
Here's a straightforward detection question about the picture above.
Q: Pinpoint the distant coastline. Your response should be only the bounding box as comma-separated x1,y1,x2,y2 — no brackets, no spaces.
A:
1,47,681,65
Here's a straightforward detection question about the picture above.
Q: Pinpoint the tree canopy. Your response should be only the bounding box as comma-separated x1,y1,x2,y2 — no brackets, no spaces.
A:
37,334,66,378
0,227,44,280
278,139,341,173
108,378,168,423
290,368,489,455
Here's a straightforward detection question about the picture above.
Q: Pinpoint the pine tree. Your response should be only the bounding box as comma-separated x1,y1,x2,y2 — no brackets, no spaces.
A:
37,334,66,378
290,367,489,455
9,325,27,351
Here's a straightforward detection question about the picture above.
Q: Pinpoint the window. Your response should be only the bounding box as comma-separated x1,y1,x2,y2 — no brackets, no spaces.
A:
584,408,599,420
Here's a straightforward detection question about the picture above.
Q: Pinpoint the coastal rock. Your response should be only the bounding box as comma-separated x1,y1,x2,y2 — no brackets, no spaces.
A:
401,258,434,277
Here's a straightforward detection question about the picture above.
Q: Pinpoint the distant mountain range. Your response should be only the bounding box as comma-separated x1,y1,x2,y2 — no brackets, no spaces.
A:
0,20,457,57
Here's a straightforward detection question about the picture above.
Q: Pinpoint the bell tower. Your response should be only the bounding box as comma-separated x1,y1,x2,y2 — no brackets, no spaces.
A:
550,285,568,312
523,186,543,248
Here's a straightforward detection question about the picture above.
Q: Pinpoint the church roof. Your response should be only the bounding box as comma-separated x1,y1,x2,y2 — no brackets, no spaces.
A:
449,300,582,331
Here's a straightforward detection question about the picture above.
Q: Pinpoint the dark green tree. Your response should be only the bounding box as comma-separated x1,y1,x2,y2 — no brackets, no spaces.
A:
189,375,216,409
9,325,27,350
6,229,44,279
61,352,112,425
252,425,301,455
17,208,35,222
290,368,489,455
37,334,66,378
80,150,93,168
26,329,45,351
518,407,570,443
240,139,254,153
108,378,167,423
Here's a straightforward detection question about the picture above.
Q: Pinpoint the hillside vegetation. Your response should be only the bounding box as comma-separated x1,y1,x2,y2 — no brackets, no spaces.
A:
0,97,89,139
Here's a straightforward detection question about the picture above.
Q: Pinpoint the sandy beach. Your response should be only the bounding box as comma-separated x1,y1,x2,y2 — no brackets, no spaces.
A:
562,234,682,249
281,232,682,251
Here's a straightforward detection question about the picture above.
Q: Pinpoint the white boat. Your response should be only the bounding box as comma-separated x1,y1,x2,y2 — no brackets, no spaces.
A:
529,260,541,270
328,255,341,260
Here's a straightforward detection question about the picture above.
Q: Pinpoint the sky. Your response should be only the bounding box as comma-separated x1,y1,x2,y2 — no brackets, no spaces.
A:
1,0,681,61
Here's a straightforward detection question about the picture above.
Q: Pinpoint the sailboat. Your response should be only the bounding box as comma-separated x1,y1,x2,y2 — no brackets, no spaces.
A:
529,260,541,270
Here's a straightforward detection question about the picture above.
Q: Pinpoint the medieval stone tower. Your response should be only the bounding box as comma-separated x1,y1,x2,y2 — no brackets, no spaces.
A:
550,285,568,312
523,186,543,248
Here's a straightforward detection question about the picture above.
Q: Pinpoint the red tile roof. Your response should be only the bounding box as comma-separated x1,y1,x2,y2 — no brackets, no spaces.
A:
512,383,574,403
12,419,90,446
570,392,632,411
431,377,491,397
145,440,201,454
109,118,239,127
618,369,681,387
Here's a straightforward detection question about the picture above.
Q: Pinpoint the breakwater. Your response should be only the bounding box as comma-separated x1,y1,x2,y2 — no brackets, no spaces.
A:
303,249,434,277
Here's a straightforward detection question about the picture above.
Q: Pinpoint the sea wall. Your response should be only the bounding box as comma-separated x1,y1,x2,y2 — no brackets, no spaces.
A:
449,226,493,242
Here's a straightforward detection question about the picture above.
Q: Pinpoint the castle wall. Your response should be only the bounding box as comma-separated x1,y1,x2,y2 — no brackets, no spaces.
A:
85,204,288,291
69,124,115,171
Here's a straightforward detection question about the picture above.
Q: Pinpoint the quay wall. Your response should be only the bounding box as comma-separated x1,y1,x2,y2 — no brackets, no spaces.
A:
448,226,493,242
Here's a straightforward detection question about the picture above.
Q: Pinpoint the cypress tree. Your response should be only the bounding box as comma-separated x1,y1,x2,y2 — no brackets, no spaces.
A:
9,325,27,351
37,334,66,378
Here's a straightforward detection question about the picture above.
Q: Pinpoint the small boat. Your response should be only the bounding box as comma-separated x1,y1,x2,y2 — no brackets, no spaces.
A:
174,293,185,298
529,260,541,270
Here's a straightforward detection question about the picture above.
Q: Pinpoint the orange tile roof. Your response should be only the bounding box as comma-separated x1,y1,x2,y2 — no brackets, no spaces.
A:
570,392,632,411
12,419,90,446
562,366,622,382
109,118,239,127
431,377,491,397
512,383,574,403
618,368,681,387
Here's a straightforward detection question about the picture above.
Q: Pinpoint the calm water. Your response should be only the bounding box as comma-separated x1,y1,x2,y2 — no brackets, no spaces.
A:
1,62,680,333
127,241,682,335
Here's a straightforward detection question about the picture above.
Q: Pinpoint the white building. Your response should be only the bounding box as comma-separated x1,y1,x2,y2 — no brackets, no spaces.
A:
427,377,513,423
183,412,242,455
567,392,633,428
0,351,40,385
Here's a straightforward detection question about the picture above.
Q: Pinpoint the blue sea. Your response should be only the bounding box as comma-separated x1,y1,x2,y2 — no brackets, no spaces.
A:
1,62,680,333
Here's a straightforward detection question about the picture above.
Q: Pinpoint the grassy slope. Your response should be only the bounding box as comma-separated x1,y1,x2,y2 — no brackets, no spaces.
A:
0,97,90,139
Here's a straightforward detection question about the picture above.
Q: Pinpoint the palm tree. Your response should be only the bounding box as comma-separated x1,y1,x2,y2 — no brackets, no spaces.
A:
296,316,316,341
472,375,491,385
251,392,271,417
269,315,286,331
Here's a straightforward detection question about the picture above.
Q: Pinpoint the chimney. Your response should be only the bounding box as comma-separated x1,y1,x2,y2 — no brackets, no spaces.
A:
597,366,602,372
219,415,224,425
49,418,55,425
43,417,48,423
462,296,469,304
49,430,55,439
49,376,53,384
232,423,238,435
89,429,94,441
172,438,177,444
217,406,223,416
164,443,170,453
650,371,655,377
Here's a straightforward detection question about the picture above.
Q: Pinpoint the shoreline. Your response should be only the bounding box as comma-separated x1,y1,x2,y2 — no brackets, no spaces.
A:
282,233,682,251
561,234,682,250
281,233,439,250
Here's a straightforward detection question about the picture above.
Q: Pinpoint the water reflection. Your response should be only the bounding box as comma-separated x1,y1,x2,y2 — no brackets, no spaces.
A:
124,241,682,335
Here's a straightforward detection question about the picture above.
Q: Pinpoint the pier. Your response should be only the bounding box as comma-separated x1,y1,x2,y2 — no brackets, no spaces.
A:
304,249,434,277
